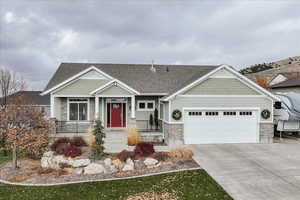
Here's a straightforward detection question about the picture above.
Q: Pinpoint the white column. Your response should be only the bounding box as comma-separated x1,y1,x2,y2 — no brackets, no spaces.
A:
50,95,55,118
95,96,99,120
131,95,135,118
101,98,104,122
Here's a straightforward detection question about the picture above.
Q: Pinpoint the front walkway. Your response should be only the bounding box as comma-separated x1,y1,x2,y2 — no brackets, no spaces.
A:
189,139,300,200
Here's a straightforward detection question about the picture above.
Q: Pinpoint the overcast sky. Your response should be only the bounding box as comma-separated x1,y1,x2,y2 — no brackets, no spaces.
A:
0,0,299,90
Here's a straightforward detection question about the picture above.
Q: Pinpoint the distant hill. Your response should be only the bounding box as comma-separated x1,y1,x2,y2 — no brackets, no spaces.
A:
241,56,300,88
241,56,300,75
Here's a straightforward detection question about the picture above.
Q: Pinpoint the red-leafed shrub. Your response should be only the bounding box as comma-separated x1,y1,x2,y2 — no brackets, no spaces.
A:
70,137,87,147
50,137,71,151
117,150,134,162
55,143,70,155
134,142,155,157
63,145,82,158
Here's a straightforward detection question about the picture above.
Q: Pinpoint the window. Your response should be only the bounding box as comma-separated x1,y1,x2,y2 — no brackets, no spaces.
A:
223,111,236,116
68,98,89,121
205,111,218,116
240,111,252,116
188,111,202,116
137,101,155,111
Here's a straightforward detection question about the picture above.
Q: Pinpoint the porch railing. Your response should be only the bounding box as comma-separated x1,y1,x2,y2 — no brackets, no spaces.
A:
136,119,162,132
55,121,94,134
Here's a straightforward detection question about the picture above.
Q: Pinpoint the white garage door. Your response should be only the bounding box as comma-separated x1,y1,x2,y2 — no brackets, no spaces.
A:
184,109,258,144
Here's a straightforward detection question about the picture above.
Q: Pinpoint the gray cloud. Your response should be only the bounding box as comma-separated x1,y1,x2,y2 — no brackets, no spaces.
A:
0,0,299,90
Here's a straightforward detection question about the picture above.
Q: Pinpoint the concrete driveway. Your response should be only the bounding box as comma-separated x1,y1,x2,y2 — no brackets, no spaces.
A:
189,140,300,200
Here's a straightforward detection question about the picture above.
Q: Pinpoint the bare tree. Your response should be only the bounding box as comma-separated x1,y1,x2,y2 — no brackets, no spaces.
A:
0,67,26,106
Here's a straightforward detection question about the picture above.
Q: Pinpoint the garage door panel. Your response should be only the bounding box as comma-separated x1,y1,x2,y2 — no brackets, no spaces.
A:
184,110,258,144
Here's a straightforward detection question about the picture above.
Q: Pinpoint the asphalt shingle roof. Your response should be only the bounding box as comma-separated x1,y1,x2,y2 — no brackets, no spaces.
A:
270,76,300,89
1,91,50,105
45,63,219,94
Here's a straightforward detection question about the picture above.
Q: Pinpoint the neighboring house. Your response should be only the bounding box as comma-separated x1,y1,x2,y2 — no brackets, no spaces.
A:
41,63,279,146
0,91,50,118
269,76,300,93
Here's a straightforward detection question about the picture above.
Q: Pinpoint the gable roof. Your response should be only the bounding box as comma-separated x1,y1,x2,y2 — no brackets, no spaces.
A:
43,63,219,95
270,76,300,89
163,65,280,101
0,91,50,105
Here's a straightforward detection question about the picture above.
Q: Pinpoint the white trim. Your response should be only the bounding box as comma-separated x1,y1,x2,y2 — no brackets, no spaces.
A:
52,94,93,97
158,102,163,120
163,65,280,101
131,96,135,118
89,80,115,94
96,95,134,98
178,95,265,98
168,101,171,122
137,100,155,111
67,97,90,121
139,93,168,96
95,96,99,120
101,98,104,122
50,95,55,118
42,66,140,95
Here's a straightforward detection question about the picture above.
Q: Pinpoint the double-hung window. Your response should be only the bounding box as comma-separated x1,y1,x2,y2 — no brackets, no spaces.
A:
137,100,155,111
68,98,89,121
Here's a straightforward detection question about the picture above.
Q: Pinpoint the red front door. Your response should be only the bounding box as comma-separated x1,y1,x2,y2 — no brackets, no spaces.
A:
107,103,126,127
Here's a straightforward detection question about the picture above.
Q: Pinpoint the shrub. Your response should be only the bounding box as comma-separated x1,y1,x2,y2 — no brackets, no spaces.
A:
90,120,106,160
127,124,141,146
151,152,170,162
117,150,134,162
63,145,82,158
50,137,70,151
86,127,95,146
134,142,155,157
169,147,194,160
70,137,87,147
55,143,70,155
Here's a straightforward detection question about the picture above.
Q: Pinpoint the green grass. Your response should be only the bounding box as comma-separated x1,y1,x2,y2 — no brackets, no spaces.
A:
0,169,232,200
0,151,11,165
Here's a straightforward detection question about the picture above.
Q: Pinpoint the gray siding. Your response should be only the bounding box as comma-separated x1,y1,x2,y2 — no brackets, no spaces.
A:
89,98,95,120
159,103,164,119
271,87,300,93
54,79,109,95
183,78,259,95
99,85,132,96
170,96,273,123
164,102,169,122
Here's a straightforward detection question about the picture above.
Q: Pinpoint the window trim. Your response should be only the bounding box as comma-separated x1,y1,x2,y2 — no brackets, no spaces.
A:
137,100,155,111
67,98,90,121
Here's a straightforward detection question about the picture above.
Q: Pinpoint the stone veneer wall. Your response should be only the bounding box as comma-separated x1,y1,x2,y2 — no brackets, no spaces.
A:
259,123,274,143
163,122,274,145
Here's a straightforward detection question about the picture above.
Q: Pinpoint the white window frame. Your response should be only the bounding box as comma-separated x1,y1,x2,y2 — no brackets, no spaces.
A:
67,98,90,121
137,100,155,111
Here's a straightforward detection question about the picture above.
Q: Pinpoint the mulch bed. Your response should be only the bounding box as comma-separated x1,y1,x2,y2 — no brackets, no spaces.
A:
0,158,200,184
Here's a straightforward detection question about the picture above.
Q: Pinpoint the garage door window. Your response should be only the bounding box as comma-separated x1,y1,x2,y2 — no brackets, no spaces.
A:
240,111,252,116
205,111,218,116
224,111,236,116
188,111,202,116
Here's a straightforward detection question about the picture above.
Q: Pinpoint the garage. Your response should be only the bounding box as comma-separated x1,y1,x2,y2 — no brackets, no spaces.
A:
184,109,259,144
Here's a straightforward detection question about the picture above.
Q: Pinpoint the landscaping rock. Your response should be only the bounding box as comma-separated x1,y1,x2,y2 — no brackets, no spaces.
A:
144,158,158,167
126,158,134,166
112,159,124,170
104,158,112,166
68,159,90,168
122,164,134,171
75,168,84,175
110,165,118,173
43,151,54,158
84,163,105,175
65,168,75,174
41,156,51,168
134,160,146,170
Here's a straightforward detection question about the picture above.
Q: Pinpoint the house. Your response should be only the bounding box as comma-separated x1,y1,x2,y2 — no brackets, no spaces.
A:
0,91,50,118
269,76,300,93
41,63,280,146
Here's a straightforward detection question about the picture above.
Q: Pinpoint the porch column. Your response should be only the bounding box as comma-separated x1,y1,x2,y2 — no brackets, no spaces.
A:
95,96,99,120
50,95,55,118
131,95,135,118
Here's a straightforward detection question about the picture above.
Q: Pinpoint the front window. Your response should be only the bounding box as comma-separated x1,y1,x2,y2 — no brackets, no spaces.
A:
137,100,155,111
69,98,88,121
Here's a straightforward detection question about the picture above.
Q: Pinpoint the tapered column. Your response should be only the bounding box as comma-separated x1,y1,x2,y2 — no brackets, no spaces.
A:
131,95,135,118
95,96,99,120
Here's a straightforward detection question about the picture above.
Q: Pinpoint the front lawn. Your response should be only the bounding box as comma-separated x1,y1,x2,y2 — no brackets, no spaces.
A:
0,169,232,200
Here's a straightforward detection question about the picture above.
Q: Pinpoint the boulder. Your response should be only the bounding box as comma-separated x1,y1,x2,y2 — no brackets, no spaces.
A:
104,158,112,166
43,151,54,158
144,158,158,167
75,168,84,175
126,158,134,166
68,159,90,168
41,156,51,168
134,160,146,170
110,165,118,173
122,164,134,171
84,163,105,174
